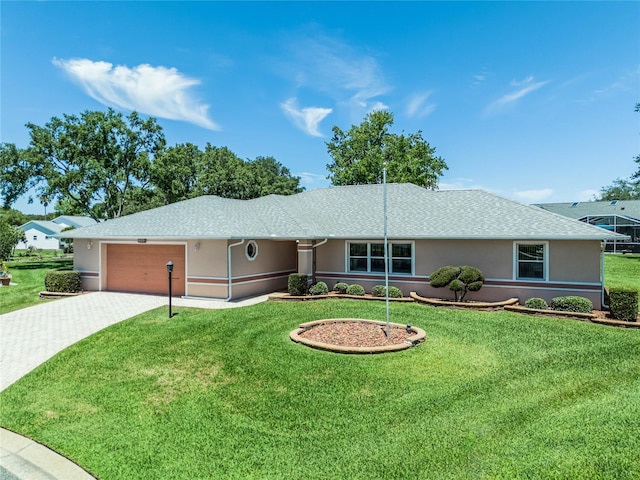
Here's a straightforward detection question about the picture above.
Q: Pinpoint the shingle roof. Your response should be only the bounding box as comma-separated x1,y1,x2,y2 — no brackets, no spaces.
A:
62,184,626,241
53,215,98,228
533,200,640,221
20,220,64,235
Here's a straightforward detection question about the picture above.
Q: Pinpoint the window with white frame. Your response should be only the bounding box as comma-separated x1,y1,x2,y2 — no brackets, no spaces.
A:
245,240,258,261
348,242,413,274
515,242,547,280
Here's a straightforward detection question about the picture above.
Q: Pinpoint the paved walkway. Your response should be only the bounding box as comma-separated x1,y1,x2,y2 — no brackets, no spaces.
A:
0,291,268,480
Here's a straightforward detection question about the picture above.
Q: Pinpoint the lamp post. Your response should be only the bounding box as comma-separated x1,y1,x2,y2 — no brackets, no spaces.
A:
166,260,174,318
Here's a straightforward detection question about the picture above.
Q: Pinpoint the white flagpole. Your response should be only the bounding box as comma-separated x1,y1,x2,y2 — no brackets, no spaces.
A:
383,163,390,338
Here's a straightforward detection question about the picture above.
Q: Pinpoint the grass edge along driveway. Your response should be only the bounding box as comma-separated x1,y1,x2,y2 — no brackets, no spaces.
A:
1,300,639,479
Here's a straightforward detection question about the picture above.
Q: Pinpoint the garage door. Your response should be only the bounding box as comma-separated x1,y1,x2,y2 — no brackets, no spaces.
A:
106,244,185,296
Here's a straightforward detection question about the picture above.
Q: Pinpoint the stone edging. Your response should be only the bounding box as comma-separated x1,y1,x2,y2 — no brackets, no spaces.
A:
290,318,427,354
504,304,595,319
270,292,414,302
410,292,519,309
39,291,83,298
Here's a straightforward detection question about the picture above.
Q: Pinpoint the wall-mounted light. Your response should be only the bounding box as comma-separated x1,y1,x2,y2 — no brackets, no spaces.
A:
137,239,147,244
194,242,200,252
87,240,93,250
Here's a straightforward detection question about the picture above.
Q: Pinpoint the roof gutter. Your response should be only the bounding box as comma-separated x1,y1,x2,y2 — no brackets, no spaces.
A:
226,239,245,301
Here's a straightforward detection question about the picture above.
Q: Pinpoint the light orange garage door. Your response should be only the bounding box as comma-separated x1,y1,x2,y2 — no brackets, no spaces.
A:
106,244,185,296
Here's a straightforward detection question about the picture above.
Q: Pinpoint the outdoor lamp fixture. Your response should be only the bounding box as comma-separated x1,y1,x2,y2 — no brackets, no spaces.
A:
166,261,174,318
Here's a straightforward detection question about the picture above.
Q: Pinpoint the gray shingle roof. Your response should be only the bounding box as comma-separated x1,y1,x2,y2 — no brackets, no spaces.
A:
62,184,626,241
533,200,640,220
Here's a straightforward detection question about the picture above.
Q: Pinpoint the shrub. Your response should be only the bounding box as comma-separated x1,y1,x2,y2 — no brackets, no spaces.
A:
44,270,81,293
525,298,549,310
346,284,365,296
429,265,484,302
429,266,461,288
333,282,349,294
609,286,638,322
371,285,404,298
309,281,329,296
550,296,593,313
288,273,308,296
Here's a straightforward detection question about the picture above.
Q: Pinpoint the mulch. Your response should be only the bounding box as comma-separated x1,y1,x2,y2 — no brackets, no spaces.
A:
298,321,413,348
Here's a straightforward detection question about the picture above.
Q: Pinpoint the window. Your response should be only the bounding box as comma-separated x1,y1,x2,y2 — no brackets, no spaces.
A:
33,235,38,241
245,240,258,261
515,242,547,280
348,242,413,274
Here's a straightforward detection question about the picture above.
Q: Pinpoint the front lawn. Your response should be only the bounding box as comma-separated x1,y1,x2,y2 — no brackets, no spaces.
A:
1,300,638,479
604,253,640,288
0,259,74,314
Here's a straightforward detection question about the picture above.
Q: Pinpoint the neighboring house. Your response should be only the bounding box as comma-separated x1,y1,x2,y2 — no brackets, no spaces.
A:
17,215,97,250
62,184,627,308
533,200,640,253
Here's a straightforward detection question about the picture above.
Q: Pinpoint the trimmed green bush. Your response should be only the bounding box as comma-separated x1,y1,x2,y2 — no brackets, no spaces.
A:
609,286,638,322
288,273,308,296
371,285,404,298
44,270,81,293
550,296,593,314
429,266,461,288
525,298,549,310
309,281,329,296
346,284,365,296
333,282,349,294
429,265,484,302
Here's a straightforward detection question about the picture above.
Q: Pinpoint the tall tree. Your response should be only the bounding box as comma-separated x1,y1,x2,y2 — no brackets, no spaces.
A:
0,143,37,209
245,156,304,198
326,111,447,188
26,109,165,220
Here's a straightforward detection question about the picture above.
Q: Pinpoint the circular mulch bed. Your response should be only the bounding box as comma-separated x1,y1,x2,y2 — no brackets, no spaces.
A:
290,318,426,354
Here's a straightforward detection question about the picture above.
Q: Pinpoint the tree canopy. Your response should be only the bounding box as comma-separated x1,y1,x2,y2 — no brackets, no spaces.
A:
3,109,304,217
326,110,448,188
25,109,166,221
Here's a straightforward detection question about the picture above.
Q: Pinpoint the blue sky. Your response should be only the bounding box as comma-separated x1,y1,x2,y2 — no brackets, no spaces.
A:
2,1,639,214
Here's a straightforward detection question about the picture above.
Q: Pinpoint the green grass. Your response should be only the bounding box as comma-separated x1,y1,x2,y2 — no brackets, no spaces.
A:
1,300,638,479
604,253,640,289
0,258,74,314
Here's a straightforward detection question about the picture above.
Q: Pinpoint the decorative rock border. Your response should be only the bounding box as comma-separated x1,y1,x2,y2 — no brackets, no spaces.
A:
39,291,83,298
410,292,519,309
269,292,414,302
290,318,426,354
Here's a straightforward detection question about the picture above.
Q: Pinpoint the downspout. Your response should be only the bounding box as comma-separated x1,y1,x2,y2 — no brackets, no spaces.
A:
601,240,609,309
226,239,245,301
311,238,328,283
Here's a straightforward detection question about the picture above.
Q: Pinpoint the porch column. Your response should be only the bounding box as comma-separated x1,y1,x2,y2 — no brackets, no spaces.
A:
297,240,314,280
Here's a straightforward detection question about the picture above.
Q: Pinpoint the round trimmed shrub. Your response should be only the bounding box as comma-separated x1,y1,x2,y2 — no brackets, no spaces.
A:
288,273,308,296
550,296,593,313
333,282,349,294
346,284,365,296
525,298,549,310
371,285,404,298
609,286,638,322
309,281,328,296
429,266,461,288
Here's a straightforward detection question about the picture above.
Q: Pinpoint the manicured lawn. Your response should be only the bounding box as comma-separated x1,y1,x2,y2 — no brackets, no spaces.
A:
604,253,640,289
0,259,74,314
1,300,638,479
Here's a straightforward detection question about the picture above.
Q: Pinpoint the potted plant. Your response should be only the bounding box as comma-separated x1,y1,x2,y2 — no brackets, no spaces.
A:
0,262,11,286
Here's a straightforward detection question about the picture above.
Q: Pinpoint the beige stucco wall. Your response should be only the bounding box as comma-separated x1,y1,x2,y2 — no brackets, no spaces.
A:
315,238,605,307
185,239,229,298
73,238,101,291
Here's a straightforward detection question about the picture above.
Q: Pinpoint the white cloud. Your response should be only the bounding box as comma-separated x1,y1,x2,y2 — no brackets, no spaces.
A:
514,188,554,202
283,33,390,114
295,171,331,190
485,76,549,115
280,98,332,137
52,58,218,130
406,91,436,118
